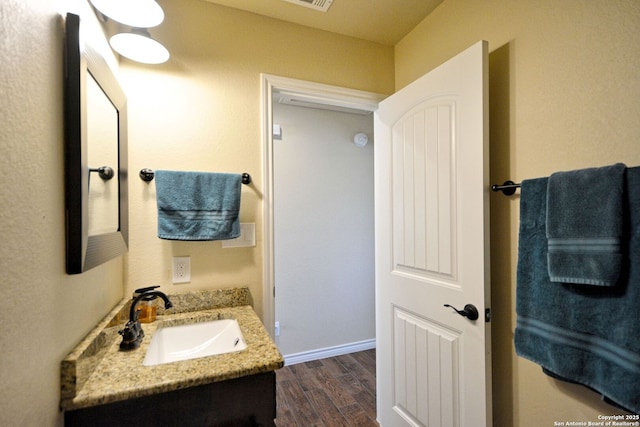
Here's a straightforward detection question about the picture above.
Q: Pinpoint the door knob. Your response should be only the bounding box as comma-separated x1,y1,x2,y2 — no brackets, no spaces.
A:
443,303,479,321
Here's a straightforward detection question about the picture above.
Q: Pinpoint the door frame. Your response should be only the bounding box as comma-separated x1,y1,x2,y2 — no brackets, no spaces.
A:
260,74,385,338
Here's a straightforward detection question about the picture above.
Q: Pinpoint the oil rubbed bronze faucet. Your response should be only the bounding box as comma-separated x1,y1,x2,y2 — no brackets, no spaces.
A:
118,290,173,351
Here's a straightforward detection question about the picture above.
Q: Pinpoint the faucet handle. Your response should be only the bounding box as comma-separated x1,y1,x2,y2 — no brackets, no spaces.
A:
133,285,160,296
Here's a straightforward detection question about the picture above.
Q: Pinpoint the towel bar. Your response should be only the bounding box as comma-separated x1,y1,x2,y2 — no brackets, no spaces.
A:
139,169,252,185
491,180,521,196
89,166,115,181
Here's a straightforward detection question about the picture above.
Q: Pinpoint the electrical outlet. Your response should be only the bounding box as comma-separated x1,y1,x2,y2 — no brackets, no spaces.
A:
274,321,280,337
172,256,190,284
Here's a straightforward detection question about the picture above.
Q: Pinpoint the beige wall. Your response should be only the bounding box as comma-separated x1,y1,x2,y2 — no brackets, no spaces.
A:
0,1,124,425
119,0,394,319
395,0,640,425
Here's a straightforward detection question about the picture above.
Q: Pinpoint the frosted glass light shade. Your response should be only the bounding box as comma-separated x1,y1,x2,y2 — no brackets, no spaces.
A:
90,0,165,28
110,30,170,64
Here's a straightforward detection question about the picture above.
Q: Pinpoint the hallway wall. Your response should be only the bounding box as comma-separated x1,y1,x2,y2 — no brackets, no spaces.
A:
273,103,375,357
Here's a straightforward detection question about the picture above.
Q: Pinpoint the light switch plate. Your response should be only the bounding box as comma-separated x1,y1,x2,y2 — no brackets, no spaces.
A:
222,223,256,248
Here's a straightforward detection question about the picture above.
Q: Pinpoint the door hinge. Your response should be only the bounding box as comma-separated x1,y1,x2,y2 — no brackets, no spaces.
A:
485,308,491,323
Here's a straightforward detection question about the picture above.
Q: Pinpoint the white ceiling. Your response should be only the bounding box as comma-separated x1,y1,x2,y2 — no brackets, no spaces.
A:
201,0,443,46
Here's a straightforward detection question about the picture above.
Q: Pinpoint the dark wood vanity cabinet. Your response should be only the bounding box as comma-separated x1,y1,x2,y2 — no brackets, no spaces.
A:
64,371,276,427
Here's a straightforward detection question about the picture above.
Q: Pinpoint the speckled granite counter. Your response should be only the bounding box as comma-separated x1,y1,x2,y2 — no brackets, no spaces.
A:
60,288,283,411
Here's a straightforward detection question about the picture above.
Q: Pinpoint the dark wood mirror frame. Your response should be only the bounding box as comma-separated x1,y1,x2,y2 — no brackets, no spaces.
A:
64,13,128,274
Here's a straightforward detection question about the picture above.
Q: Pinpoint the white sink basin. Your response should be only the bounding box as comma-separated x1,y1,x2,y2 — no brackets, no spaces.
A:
143,319,247,366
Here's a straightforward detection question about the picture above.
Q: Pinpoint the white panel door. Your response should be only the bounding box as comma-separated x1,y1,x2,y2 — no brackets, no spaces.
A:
374,41,491,427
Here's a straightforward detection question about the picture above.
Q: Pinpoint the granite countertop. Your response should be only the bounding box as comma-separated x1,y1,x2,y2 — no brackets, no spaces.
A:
60,288,284,411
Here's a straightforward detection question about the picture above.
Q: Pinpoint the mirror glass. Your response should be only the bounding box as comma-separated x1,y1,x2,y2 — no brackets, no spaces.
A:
64,13,128,274
87,73,119,235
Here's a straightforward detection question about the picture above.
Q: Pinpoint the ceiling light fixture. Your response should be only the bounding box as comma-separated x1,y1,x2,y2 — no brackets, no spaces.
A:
89,0,165,28
110,29,170,65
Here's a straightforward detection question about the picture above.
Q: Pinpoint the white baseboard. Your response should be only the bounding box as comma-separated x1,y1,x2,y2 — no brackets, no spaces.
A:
283,339,376,366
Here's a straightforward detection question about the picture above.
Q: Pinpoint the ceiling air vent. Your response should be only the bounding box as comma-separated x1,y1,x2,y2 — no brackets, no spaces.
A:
281,0,334,12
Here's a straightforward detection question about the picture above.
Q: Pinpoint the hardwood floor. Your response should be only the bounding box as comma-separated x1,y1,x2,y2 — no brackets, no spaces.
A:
275,349,378,426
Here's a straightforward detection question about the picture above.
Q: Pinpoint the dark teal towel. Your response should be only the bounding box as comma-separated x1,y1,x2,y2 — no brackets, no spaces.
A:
546,163,626,286
155,170,241,241
515,169,640,414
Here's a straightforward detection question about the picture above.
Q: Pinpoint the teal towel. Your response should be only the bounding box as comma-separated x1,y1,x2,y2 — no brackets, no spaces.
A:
155,170,241,241
515,169,640,414
546,163,627,286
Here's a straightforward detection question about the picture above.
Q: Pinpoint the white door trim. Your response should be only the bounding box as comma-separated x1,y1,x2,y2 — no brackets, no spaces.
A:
260,74,385,337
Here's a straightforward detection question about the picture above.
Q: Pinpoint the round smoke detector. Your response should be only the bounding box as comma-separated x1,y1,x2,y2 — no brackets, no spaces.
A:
353,132,369,147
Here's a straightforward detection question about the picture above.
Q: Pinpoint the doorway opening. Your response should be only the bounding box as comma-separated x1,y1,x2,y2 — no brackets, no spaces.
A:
261,74,384,363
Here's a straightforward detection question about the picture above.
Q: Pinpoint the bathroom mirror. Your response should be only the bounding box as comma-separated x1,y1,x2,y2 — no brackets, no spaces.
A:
64,13,128,274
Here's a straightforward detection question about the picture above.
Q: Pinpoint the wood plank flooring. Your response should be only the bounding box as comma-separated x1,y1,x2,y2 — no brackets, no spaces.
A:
275,349,378,427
